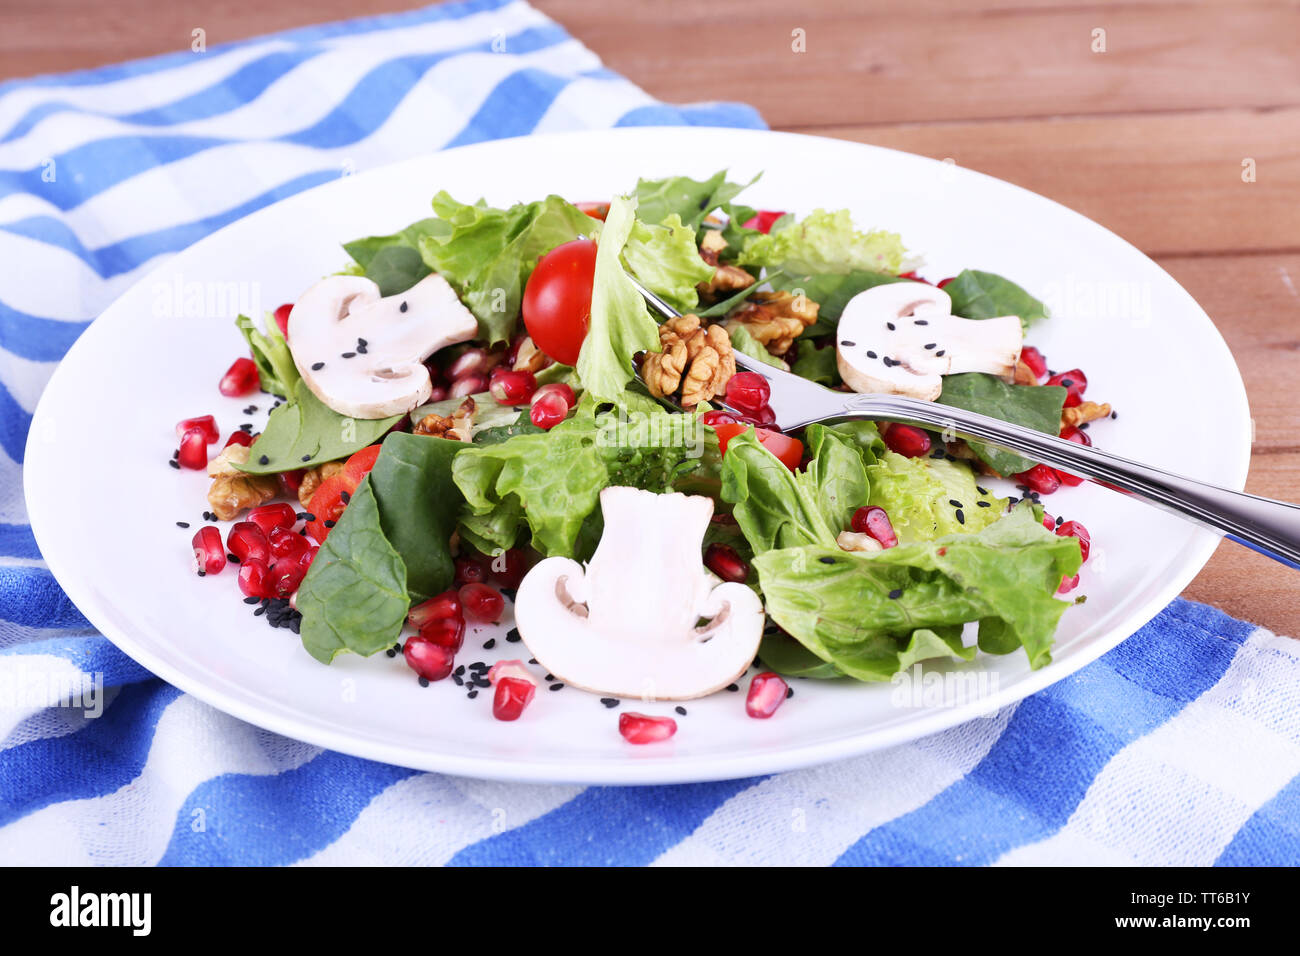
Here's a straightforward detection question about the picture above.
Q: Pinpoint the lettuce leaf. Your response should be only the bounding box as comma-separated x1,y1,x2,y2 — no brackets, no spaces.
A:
576,195,663,403
738,209,907,277
753,506,1082,680
728,324,786,370
936,373,1067,476
633,170,758,233
235,313,299,399
866,452,1008,543
621,213,715,313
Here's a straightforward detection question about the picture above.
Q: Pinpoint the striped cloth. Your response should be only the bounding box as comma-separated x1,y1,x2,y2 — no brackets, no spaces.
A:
2,1,1297,867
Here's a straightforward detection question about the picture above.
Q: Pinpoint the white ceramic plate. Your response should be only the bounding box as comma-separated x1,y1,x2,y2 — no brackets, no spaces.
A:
25,128,1251,784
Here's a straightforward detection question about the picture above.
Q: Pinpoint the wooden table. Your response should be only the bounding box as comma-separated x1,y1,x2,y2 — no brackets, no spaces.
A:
4,0,1297,636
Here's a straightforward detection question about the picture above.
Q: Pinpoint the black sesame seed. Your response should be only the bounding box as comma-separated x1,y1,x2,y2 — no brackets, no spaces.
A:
418,676,429,688
323,519,335,528
866,350,877,359
311,362,325,371
819,556,837,565
392,643,402,653
888,588,902,599
483,638,496,650
341,351,356,359
955,509,965,525
544,673,555,681
467,689,479,699
840,340,855,347
948,499,962,508
357,338,367,348
228,553,239,563
1061,378,1074,388
385,648,396,658
243,405,258,414
1078,423,1089,431
470,662,486,670
977,500,991,508
600,697,619,708
399,301,408,313
239,423,253,432
886,322,896,331
259,455,270,465
914,319,929,326
452,675,463,686
176,520,190,528
785,686,795,699
301,454,311,462
1110,410,1118,419
168,460,181,469
171,449,179,460
356,345,367,354
506,628,521,643
527,658,538,665
299,512,315,522
243,595,260,605
976,486,989,495
924,343,936,350
253,605,265,616
473,677,490,689
1056,515,1064,526
548,683,563,691
675,705,687,716
935,349,945,357
340,490,350,504
726,683,740,692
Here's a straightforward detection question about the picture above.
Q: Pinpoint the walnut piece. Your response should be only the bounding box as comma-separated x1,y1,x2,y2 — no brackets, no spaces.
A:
297,460,345,508
208,472,279,521
1013,358,1040,386
207,442,250,477
641,314,736,408
1062,401,1112,428
723,290,819,356
413,412,454,438
512,336,550,374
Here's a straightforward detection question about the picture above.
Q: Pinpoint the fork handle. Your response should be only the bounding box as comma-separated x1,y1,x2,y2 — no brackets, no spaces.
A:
841,393,1300,569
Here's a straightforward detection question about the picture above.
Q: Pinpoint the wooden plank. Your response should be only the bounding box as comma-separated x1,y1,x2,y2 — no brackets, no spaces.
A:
809,109,1300,256
535,0,1300,127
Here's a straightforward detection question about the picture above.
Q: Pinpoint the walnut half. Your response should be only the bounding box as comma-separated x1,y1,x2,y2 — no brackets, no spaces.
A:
723,290,819,357
208,472,279,521
641,314,736,408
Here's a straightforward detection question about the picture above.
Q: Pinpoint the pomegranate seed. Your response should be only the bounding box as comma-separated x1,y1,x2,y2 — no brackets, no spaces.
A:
745,671,790,719
618,712,677,744
454,555,487,585
408,588,463,628
488,660,536,685
247,502,297,537
851,506,898,548
297,545,318,572
459,582,504,623
268,525,310,561
278,468,305,496
273,303,293,340
268,557,307,598
529,390,569,430
936,277,956,288
227,521,270,565
740,210,786,233
403,636,455,681
704,543,749,583
1020,346,1048,381
493,677,536,721
505,333,527,366
237,561,272,599
725,372,771,415
882,424,931,458
1057,574,1080,595
1017,464,1061,496
223,430,254,448
700,409,737,427
1054,427,1091,486
489,548,529,589
1042,512,1056,530
1054,468,1084,487
450,373,487,398
190,526,226,575
490,369,537,405
531,382,576,409
177,427,209,470
426,385,449,403
1056,520,1091,562
219,357,260,397
447,348,499,380
175,415,219,444
1046,368,1087,408
419,615,465,653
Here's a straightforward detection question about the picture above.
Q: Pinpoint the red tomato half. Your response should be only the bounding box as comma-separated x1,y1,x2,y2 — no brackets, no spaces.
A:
342,445,382,486
306,474,358,543
713,422,804,471
522,238,596,366
574,201,610,221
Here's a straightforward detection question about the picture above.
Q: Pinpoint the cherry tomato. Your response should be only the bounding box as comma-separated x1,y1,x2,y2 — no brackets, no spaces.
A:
574,201,610,221
741,210,786,234
342,445,383,486
522,239,596,366
305,474,358,543
713,422,804,471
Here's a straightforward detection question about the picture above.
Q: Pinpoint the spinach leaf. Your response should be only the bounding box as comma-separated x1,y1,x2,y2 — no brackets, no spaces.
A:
791,341,839,385
236,379,401,475
936,373,1067,476
297,479,409,664
236,313,299,399
343,218,438,296
367,433,463,603
942,270,1048,329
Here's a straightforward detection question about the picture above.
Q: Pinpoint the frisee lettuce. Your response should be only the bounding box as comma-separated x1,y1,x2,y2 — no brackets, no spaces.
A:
738,208,907,277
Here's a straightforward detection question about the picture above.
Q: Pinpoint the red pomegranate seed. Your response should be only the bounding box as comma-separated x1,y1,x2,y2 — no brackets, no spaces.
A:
177,427,209,470
618,712,677,744
529,389,569,430
1020,346,1048,381
227,521,270,565
700,409,737,427
268,557,307,598
219,357,260,397
1046,368,1087,408
704,543,749,583
247,502,297,537
1054,469,1084,488
408,588,463,628
454,555,487,586
426,385,449,403
531,382,575,409
297,545,317,572
745,671,790,719
1057,574,1080,595
851,506,898,548
403,636,455,682
1016,464,1061,495
493,677,536,721
237,561,272,599
273,303,293,340
175,415,219,444
488,660,535,685
490,369,537,405
1042,512,1056,530
882,424,931,458
1055,520,1091,562
725,371,771,415
268,525,310,561
278,468,305,496
419,615,466,653
936,277,956,288
450,373,487,398
459,582,504,623
224,430,254,448
740,210,786,234
489,548,529,589
1055,426,1091,486
190,526,226,575
447,348,494,380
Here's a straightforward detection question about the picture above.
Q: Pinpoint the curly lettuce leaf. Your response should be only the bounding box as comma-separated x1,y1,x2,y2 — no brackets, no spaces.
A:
235,313,299,399
738,208,907,277
866,452,1008,543
936,373,1067,476
754,506,1083,680
621,213,715,313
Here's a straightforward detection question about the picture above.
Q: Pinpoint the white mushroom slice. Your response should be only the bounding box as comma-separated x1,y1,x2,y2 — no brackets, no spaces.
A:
514,486,764,701
288,274,478,419
836,283,1023,400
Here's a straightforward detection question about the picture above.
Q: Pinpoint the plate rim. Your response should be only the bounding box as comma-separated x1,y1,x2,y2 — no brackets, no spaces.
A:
24,126,1253,784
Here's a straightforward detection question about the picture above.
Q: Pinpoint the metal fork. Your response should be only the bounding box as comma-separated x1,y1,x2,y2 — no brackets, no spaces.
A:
627,273,1300,568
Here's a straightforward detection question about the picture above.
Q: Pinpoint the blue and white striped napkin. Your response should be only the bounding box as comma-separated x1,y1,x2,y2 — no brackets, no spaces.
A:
2,0,1297,866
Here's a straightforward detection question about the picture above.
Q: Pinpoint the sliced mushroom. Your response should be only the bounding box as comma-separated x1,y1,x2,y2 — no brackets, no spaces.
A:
513,486,764,701
836,283,1023,400
288,274,477,419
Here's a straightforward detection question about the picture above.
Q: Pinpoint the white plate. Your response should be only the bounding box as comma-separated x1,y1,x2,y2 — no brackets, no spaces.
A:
25,128,1251,784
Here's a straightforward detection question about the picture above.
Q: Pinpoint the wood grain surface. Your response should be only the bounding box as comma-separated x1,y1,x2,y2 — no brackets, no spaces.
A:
4,0,1297,635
